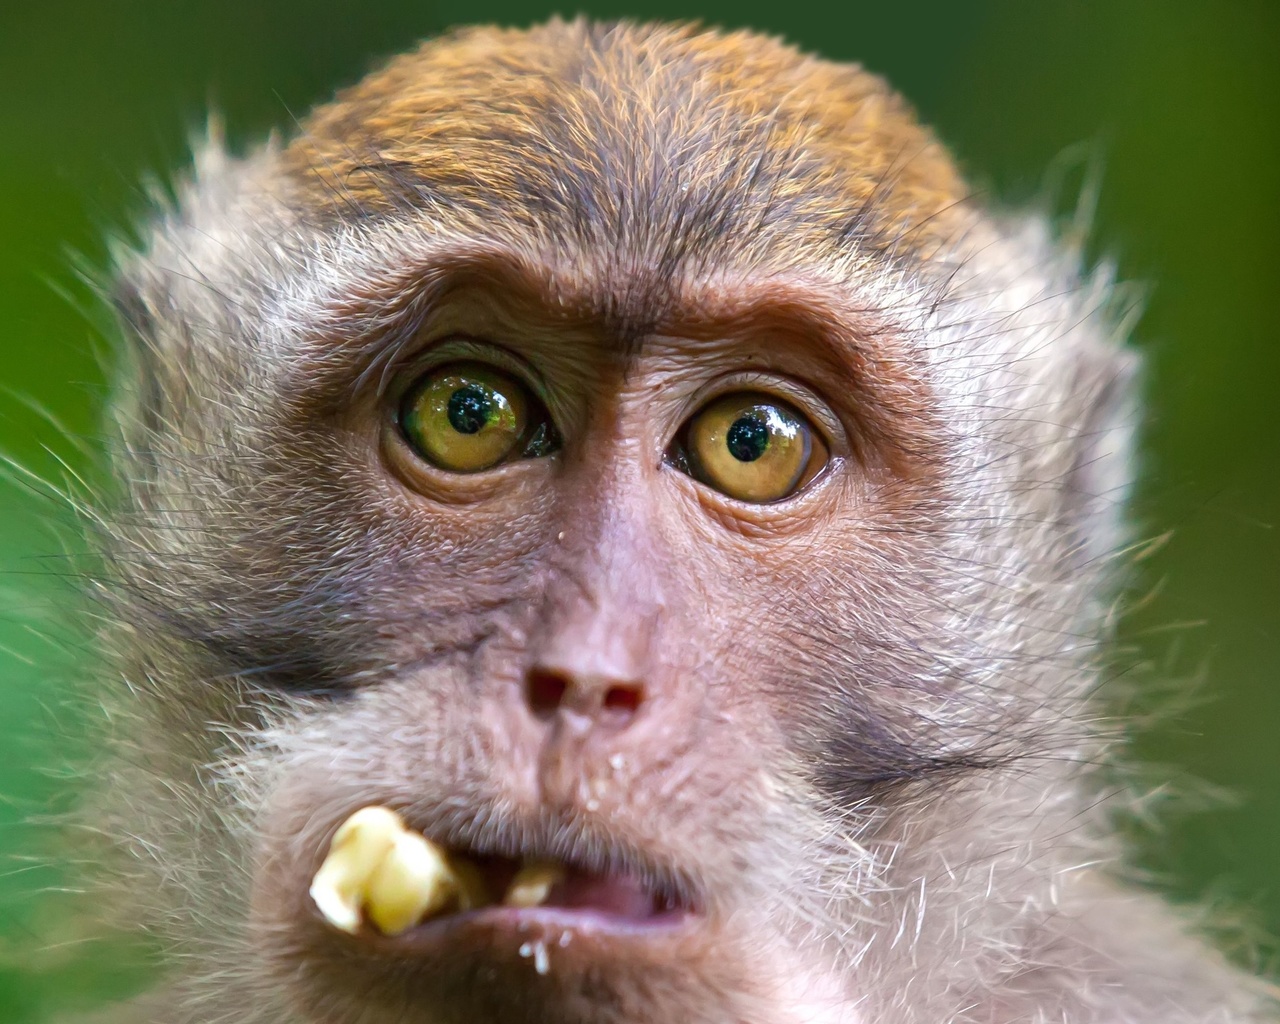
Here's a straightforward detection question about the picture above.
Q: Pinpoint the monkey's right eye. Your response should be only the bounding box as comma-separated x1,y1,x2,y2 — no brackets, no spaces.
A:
398,362,560,473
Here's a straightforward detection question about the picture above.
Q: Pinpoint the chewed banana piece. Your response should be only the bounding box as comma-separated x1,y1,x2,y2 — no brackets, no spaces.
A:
363,826,460,935
309,806,402,933
503,862,566,908
310,805,459,936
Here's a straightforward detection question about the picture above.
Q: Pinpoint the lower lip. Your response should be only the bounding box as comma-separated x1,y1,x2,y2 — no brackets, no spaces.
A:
360,902,695,953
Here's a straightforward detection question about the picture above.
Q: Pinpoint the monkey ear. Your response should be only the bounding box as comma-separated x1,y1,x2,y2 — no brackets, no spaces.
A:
1062,343,1141,572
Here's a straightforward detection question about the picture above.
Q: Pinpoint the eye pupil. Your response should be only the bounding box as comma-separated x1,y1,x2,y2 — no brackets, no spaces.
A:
447,385,493,435
726,416,769,463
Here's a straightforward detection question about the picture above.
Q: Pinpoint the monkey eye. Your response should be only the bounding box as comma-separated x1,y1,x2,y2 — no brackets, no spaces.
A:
670,392,829,503
398,361,560,473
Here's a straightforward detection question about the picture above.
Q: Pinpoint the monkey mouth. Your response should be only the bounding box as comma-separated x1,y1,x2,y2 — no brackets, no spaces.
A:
445,851,687,923
309,806,695,942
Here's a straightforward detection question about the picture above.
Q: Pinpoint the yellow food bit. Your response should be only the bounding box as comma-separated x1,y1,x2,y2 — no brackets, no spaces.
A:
363,827,458,936
309,805,459,936
503,862,566,909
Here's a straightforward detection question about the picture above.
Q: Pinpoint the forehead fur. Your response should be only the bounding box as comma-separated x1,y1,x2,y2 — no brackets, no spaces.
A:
283,19,970,267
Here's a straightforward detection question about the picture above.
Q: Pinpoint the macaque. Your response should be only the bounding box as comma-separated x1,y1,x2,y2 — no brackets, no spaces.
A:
82,18,1274,1024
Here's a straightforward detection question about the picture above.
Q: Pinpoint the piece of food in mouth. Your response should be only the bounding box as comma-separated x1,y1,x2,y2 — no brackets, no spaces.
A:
310,806,577,937
309,805,462,936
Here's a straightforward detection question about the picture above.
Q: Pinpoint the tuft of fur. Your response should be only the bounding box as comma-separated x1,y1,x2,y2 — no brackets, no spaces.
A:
69,19,1275,1024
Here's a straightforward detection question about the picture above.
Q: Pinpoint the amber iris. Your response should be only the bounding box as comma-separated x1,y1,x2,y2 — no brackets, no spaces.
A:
399,362,557,472
682,392,826,502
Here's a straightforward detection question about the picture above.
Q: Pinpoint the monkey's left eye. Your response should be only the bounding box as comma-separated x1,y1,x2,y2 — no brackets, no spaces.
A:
669,392,829,503
398,362,560,473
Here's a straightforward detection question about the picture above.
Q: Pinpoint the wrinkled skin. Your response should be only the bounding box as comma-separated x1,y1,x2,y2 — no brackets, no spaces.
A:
84,19,1273,1024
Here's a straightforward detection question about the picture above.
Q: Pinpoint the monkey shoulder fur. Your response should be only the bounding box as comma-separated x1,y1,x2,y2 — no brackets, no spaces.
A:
82,18,1275,1024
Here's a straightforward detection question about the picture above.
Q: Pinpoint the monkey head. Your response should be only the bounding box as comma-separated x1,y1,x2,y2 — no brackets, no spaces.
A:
95,19,1266,1024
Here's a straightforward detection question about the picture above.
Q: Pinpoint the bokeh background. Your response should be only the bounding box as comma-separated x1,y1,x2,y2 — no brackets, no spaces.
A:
1,1,1276,1019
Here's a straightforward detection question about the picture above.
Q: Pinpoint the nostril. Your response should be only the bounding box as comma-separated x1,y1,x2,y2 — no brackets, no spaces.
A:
602,684,643,719
527,670,568,718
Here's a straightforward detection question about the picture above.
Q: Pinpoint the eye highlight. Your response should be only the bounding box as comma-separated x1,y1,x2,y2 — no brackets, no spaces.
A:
398,361,559,473
673,392,829,503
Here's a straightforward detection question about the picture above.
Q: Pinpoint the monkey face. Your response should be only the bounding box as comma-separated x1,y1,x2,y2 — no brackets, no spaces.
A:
104,19,1146,1024
239,269,956,1023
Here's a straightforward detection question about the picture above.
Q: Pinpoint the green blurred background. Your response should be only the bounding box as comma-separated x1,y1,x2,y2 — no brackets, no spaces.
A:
1,1,1276,1019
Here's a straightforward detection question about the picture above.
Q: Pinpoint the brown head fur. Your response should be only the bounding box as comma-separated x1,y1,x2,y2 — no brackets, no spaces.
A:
286,21,968,260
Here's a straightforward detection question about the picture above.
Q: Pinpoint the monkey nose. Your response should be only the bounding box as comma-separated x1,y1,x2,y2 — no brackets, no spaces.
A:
524,667,645,730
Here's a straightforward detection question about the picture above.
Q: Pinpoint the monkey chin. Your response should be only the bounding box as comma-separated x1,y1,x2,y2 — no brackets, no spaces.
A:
251,819,794,1024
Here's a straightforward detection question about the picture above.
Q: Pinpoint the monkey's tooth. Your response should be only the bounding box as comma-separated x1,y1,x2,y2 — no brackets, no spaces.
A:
503,862,566,908
309,806,404,933
450,857,491,912
363,828,458,936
